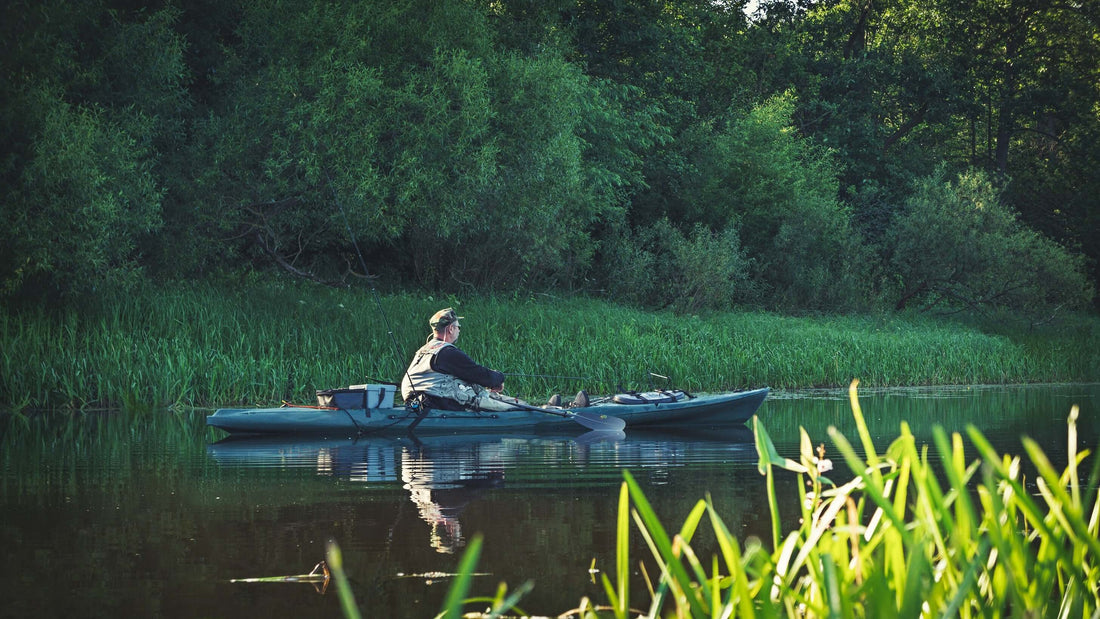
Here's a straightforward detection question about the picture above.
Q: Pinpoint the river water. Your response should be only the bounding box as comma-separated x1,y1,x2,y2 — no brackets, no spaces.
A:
1,384,1096,618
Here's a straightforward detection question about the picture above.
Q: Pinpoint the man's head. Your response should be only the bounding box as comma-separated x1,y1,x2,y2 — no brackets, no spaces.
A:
430,307,463,341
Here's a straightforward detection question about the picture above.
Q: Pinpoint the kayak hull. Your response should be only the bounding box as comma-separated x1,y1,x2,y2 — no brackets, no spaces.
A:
206,387,769,436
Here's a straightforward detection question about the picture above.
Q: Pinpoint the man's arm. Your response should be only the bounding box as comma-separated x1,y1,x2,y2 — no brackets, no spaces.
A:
432,346,505,389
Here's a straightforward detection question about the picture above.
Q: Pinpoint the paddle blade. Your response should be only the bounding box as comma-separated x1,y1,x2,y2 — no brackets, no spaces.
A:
575,429,627,445
572,411,626,432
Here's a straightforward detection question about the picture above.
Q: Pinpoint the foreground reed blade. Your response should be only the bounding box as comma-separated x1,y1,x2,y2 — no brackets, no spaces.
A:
325,541,361,619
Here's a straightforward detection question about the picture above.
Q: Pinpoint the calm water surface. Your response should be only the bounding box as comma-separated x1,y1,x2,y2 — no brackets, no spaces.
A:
1,384,1096,618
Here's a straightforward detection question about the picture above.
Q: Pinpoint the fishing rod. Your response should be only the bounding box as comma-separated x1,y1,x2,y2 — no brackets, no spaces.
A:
648,371,671,391
326,172,411,388
504,372,592,381
616,371,674,396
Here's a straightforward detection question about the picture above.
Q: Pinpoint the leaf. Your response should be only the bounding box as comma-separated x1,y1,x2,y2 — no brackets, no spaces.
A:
438,535,483,619
623,470,710,618
754,415,807,475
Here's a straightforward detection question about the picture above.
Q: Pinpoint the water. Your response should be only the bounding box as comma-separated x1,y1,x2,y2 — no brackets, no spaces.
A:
1,384,1096,618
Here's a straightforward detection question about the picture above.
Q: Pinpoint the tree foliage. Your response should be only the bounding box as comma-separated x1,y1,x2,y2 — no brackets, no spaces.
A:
1,0,1095,318
0,1,182,296
691,93,864,309
598,218,758,312
887,169,1093,318
177,0,656,290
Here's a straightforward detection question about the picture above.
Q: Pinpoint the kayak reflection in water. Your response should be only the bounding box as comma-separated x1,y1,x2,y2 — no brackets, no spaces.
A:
400,444,505,554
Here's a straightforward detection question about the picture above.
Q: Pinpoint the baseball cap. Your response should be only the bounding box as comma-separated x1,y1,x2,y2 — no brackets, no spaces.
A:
429,307,463,329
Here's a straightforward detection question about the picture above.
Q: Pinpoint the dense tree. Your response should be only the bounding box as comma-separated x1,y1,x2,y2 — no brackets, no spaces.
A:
954,0,1100,294
598,218,757,311
1,0,1095,317
750,0,1100,301
173,0,658,291
0,1,185,296
745,0,969,244
183,0,504,280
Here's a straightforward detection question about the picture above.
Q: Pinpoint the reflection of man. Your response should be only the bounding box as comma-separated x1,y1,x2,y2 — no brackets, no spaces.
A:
400,308,520,412
405,483,465,555
400,446,504,554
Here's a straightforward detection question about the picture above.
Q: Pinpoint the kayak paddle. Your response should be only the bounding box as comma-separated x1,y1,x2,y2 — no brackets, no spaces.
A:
488,394,626,432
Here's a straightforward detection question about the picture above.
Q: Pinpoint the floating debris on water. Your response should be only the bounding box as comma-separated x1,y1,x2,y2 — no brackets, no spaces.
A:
230,561,331,594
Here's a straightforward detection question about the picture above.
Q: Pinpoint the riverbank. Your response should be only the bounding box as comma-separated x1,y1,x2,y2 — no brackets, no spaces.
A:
1,279,1097,410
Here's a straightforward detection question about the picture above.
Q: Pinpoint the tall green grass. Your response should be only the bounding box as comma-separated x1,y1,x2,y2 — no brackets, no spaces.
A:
1,278,1097,410
420,380,1099,618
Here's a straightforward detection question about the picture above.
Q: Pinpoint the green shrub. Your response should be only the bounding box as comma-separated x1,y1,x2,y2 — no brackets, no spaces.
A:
887,168,1094,319
1,88,163,298
686,93,867,311
596,218,758,311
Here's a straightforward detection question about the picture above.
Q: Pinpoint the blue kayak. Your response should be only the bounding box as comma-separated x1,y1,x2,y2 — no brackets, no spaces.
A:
205,386,769,436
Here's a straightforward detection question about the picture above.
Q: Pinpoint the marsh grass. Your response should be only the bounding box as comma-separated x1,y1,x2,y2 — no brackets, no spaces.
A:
430,380,1100,618
1,278,1096,410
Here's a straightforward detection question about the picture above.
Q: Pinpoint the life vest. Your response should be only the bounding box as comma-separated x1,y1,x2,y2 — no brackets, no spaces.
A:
400,339,477,405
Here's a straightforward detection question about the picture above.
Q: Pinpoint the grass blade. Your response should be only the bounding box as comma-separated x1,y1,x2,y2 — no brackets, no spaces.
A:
325,541,361,619
438,534,483,619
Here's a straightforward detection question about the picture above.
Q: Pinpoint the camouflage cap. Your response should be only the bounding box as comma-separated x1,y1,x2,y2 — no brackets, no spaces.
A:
429,307,463,330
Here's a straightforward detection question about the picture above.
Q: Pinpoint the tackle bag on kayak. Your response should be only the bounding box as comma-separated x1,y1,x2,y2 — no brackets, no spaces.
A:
316,384,398,409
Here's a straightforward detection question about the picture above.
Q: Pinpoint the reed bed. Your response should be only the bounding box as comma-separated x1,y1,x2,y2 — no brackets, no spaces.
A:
421,381,1100,618
0,279,1096,410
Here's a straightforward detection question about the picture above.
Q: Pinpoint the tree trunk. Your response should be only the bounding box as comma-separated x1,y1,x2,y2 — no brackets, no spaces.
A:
894,281,929,311
843,0,875,60
994,38,1019,175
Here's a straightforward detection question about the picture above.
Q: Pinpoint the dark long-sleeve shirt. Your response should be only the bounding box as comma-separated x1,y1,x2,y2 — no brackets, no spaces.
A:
431,345,504,390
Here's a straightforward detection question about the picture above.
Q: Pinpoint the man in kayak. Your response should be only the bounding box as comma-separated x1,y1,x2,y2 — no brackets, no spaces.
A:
400,307,521,412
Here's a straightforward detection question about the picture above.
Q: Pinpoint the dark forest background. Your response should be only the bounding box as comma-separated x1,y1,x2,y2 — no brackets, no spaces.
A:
2,0,1097,321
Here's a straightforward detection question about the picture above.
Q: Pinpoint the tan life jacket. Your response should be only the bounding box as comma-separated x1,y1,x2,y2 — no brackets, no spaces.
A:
400,339,476,405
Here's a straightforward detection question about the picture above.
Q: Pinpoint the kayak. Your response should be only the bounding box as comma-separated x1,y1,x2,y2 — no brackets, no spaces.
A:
205,384,769,436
